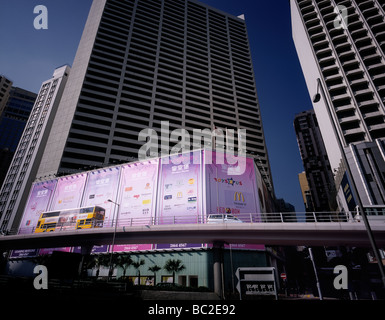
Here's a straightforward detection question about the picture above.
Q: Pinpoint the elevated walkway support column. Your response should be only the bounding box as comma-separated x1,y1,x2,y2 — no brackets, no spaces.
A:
213,241,225,299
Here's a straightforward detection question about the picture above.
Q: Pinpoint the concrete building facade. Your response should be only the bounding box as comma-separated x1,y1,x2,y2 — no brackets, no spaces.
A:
36,0,273,192
291,0,385,212
294,109,336,213
0,66,70,232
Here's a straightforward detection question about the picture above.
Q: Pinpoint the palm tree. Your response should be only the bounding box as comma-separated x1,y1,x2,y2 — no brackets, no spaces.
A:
92,254,110,279
131,259,145,285
163,259,186,285
148,264,161,285
117,254,133,278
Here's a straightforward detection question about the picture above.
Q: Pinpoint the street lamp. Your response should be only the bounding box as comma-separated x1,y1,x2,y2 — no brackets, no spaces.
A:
313,78,385,287
309,247,323,300
107,199,120,280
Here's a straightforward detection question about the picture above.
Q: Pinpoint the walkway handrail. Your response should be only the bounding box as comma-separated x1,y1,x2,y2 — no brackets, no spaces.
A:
10,211,362,236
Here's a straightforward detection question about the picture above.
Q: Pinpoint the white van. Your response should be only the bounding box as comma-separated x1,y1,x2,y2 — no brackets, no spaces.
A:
207,214,243,224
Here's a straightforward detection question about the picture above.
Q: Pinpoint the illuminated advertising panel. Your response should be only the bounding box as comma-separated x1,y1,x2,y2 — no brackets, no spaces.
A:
157,151,202,224
204,151,261,219
73,245,108,254
117,159,159,225
112,244,153,252
39,247,72,255
18,180,57,234
81,167,121,225
40,174,87,253
155,243,202,250
51,174,87,211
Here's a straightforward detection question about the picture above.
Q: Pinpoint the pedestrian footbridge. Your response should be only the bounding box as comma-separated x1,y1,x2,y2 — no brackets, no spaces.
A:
0,212,384,250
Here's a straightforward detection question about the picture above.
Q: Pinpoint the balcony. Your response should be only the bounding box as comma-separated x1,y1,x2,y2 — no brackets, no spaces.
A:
367,63,385,71
362,53,382,63
335,104,355,113
325,73,342,82
358,43,376,52
328,82,346,92
313,38,329,49
342,58,359,68
358,99,379,108
322,64,339,74
308,24,323,36
362,110,383,120
350,27,367,39
332,92,351,102
305,16,321,29
345,67,364,77
342,127,364,137
372,73,385,81
303,11,318,21
368,122,385,132
319,55,335,65
370,21,385,33
358,0,375,11
315,46,331,55
376,84,385,93
353,88,372,98
339,115,360,125
349,77,368,86
361,7,379,19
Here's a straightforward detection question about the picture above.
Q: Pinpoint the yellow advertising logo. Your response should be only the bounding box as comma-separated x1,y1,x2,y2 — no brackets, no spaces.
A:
142,199,151,205
188,178,195,185
177,191,183,199
234,192,245,202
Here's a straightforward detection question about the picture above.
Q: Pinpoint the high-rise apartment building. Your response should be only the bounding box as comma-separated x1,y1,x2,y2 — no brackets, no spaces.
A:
0,75,12,116
291,0,385,211
294,109,336,213
0,66,70,231
0,87,37,152
36,0,273,191
0,86,37,186
298,171,314,211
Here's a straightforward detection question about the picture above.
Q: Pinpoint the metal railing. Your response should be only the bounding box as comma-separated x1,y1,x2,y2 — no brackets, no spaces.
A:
9,211,360,236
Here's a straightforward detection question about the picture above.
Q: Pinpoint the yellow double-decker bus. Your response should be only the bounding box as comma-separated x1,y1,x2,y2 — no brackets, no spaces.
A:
34,206,105,233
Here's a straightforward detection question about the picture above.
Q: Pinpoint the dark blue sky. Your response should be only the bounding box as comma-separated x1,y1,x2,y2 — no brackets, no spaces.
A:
0,0,312,212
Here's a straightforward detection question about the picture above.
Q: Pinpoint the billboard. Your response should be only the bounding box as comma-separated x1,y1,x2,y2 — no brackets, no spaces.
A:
15,150,269,256
155,243,203,250
204,151,261,219
157,151,202,224
73,245,109,254
112,244,153,252
81,167,120,225
117,159,159,225
18,179,57,234
51,174,87,211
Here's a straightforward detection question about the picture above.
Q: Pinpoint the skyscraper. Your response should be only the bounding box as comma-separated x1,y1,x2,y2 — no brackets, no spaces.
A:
291,0,385,211
0,86,37,186
0,75,12,117
0,66,70,231
36,0,273,192
294,109,336,213
0,87,37,153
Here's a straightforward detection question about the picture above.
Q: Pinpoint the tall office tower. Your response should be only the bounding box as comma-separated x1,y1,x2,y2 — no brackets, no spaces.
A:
36,0,273,191
291,0,385,211
0,76,13,116
0,76,15,186
0,87,37,186
0,66,70,232
298,171,314,211
294,109,336,214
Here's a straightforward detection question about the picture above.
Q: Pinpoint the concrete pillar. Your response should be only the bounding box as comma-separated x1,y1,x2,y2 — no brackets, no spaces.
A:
80,245,93,255
78,245,93,277
213,241,224,299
